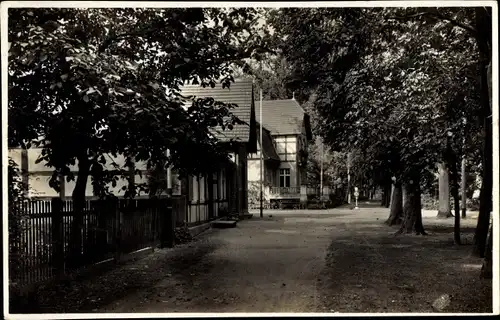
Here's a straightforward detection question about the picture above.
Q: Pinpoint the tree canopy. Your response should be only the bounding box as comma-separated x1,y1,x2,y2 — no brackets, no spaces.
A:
8,7,270,198
265,7,490,235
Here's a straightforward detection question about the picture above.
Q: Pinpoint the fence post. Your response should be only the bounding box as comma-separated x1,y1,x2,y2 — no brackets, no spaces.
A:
149,197,159,248
113,199,122,263
51,197,64,276
160,198,175,248
300,185,307,208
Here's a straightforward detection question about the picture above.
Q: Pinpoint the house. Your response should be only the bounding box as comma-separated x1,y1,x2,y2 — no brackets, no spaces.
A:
177,78,257,224
7,148,151,199
247,98,313,208
8,79,257,226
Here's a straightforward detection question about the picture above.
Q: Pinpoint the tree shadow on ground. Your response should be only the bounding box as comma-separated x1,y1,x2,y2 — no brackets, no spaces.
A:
317,224,492,313
424,226,476,234
10,235,220,313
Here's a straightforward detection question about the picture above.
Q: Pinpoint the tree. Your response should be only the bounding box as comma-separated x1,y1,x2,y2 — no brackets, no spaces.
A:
242,54,348,193
267,8,429,232
387,6,492,255
386,178,403,225
471,7,493,259
267,7,485,236
436,163,452,218
246,55,294,100
8,7,270,264
306,137,347,189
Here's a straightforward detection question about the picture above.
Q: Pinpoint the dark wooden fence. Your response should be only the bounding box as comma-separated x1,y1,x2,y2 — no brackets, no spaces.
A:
172,195,187,226
9,197,175,291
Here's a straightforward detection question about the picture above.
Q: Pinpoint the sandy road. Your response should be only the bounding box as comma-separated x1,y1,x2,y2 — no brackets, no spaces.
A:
99,214,338,313
25,207,490,314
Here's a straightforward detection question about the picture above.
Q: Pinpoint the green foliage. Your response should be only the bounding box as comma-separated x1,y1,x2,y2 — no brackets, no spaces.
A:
8,8,271,199
146,163,169,197
8,158,30,285
245,56,294,100
267,7,484,188
174,224,193,244
306,137,347,188
248,181,271,207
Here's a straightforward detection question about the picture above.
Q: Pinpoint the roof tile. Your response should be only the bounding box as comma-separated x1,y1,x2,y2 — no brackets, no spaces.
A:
256,99,305,136
180,79,254,142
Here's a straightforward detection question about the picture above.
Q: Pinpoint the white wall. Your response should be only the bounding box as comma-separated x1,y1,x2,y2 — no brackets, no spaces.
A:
8,147,149,198
247,159,261,182
64,176,95,197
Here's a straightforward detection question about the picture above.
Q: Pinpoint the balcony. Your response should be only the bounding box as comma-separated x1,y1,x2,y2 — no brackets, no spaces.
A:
269,186,301,199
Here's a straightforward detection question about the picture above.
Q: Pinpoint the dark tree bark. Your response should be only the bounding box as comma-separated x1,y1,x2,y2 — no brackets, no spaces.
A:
381,183,391,208
437,162,453,218
461,158,467,219
473,7,492,258
449,155,461,245
381,185,387,207
397,174,426,235
69,154,90,268
480,226,493,279
386,182,402,225
385,184,391,208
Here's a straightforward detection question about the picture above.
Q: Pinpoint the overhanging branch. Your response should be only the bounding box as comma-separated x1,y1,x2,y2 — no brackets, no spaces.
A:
434,8,477,35
386,8,477,37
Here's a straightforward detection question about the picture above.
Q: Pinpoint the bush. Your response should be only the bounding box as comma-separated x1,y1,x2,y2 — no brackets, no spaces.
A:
421,192,480,212
174,223,193,244
8,158,30,287
421,193,439,210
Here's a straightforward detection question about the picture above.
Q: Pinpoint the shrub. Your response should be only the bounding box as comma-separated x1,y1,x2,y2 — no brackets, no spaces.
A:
8,158,30,287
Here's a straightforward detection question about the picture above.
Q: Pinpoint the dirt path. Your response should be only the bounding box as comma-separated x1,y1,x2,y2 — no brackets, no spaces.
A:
20,207,492,314
99,215,334,313
315,210,492,313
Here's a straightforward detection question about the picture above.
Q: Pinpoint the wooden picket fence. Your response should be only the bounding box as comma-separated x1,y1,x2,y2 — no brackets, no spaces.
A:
8,197,176,291
172,195,187,226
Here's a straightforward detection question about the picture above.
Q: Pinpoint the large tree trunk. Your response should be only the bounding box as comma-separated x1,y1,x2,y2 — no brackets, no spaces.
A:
460,158,467,219
473,8,492,258
69,154,91,268
386,182,402,225
449,157,461,245
436,162,452,218
397,174,426,235
389,183,395,209
381,185,388,207
381,183,391,208
480,226,493,279
479,60,493,277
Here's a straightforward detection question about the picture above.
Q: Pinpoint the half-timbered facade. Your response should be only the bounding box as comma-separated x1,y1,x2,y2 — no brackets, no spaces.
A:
179,78,257,225
247,98,312,207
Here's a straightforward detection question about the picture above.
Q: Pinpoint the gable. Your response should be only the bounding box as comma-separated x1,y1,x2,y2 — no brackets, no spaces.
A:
258,99,309,137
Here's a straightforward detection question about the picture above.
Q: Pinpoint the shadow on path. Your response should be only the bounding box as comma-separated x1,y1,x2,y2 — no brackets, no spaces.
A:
317,221,492,313
10,236,219,313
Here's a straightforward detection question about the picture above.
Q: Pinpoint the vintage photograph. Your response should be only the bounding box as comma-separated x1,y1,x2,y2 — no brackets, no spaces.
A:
2,1,496,316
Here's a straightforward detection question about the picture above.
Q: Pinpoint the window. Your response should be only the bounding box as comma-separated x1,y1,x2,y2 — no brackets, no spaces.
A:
279,168,291,188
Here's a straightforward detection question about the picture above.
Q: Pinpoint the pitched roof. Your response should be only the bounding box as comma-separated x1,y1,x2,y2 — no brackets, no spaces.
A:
256,124,280,162
258,99,309,137
180,79,256,144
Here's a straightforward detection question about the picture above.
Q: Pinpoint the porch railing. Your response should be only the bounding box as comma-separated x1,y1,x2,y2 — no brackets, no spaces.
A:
270,186,300,195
